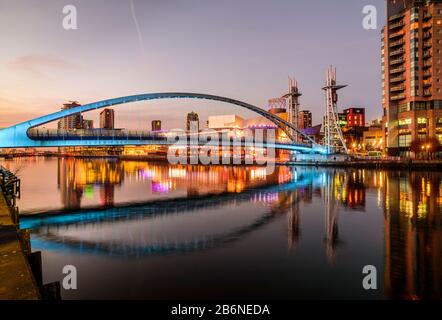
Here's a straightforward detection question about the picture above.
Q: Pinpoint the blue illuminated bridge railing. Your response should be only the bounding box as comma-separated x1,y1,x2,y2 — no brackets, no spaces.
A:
26,128,314,151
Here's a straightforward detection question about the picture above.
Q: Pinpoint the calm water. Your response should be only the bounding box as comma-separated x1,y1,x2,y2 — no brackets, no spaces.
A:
2,157,442,300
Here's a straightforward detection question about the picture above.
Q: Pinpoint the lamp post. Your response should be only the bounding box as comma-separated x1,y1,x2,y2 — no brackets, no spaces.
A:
426,144,431,161
421,145,425,160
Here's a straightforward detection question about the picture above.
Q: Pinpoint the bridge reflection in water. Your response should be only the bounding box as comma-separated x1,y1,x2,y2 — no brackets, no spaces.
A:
10,158,442,299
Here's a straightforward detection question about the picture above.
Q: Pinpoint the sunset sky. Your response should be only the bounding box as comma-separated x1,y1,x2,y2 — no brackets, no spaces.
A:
0,0,385,129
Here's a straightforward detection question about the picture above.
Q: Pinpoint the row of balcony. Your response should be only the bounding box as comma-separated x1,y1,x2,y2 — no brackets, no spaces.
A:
391,93,406,101
423,50,432,59
423,22,432,30
424,60,432,68
390,75,405,83
390,57,405,65
390,39,405,47
423,70,432,78
423,32,432,39
424,80,432,87
424,41,432,49
390,84,405,92
424,89,432,96
423,12,432,20
389,30,405,39
390,66,405,74
389,12,405,22
390,48,404,56
389,20,405,30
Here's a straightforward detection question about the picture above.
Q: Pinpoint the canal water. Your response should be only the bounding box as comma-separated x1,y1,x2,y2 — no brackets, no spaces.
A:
2,157,441,300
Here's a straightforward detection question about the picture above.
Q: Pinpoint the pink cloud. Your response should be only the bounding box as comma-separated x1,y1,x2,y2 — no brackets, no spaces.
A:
8,55,78,75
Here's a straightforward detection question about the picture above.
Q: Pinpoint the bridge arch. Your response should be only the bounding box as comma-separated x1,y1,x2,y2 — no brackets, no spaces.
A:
0,92,320,150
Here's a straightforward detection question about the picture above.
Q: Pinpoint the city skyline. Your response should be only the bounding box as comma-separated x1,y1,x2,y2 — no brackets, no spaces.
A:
0,0,385,129
2,1,442,305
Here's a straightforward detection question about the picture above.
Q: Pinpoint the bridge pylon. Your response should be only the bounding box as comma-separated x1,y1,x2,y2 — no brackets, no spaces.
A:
322,66,348,154
283,77,302,143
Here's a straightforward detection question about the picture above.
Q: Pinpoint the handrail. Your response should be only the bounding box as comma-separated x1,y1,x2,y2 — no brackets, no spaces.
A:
0,166,21,207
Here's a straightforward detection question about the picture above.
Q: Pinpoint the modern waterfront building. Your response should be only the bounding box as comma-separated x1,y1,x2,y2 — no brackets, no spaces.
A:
328,108,367,153
363,120,385,152
100,108,115,129
343,107,365,127
57,101,83,130
298,110,312,129
207,115,245,130
382,0,442,157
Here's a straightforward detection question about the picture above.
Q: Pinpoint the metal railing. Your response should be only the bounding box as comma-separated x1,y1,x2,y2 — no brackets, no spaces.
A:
27,129,168,141
0,166,20,207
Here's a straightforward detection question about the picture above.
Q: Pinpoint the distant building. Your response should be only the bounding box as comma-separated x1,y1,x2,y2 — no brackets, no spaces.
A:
186,111,199,132
82,119,94,129
151,120,162,131
298,110,312,129
244,117,277,129
363,123,384,152
208,115,244,130
301,124,322,144
343,107,365,127
338,113,348,128
100,108,115,129
267,107,289,142
268,107,286,115
57,101,83,130
329,108,367,152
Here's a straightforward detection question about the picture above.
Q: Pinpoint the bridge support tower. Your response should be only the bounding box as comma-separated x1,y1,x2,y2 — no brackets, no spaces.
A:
322,66,348,154
283,77,302,143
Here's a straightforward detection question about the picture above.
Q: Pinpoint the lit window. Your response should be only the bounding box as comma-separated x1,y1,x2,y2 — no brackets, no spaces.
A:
417,117,427,124
399,118,412,126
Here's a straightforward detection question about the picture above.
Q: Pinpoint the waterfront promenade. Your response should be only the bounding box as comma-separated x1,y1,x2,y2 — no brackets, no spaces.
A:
0,174,39,300
285,158,442,170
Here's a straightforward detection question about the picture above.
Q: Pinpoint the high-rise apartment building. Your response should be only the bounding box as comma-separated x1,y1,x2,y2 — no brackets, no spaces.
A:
57,101,83,130
298,110,312,129
82,119,94,129
186,111,199,132
100,108,115,129
152,120,162,131
383,0,442,157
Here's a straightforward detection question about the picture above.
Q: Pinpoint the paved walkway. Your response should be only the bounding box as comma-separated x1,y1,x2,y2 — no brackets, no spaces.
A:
0,194,40,300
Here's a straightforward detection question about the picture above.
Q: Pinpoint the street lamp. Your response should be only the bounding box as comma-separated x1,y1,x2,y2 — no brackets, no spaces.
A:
426,144,431,160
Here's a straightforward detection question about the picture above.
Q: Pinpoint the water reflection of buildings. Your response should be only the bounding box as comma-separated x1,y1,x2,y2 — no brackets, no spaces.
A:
54,159,442,299
383,171,442,300
57,159,295,210
57,158,124,209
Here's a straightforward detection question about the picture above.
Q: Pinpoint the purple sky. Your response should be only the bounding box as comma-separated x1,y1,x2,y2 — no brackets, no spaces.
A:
0,0,385,129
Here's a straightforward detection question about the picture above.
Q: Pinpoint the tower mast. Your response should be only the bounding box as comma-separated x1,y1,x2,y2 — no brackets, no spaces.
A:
284,77,302,142
322,66,348,154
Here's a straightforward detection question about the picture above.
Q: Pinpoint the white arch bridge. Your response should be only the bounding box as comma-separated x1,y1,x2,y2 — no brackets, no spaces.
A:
0,92,328,154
